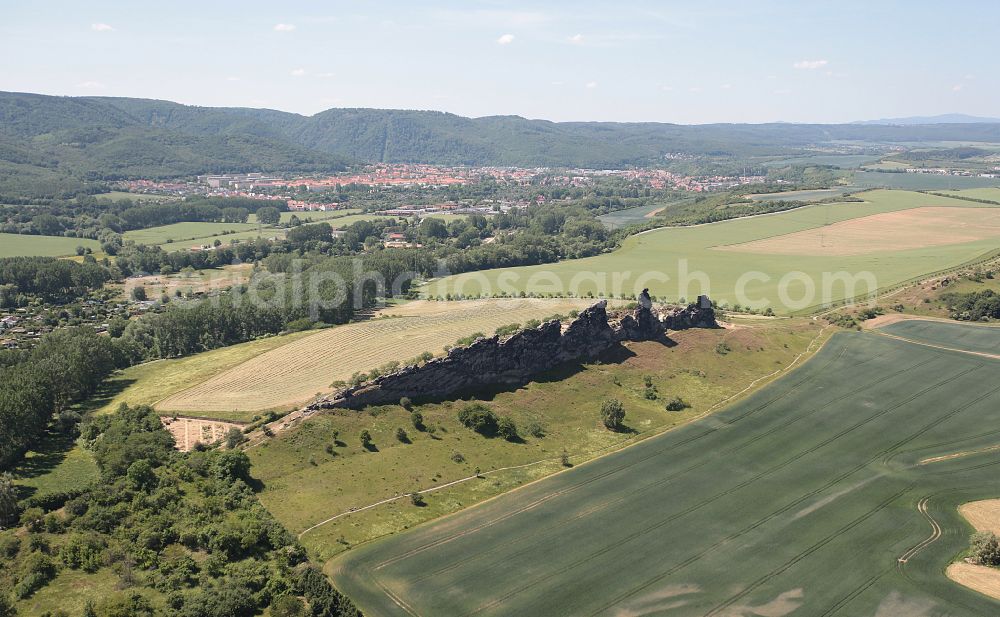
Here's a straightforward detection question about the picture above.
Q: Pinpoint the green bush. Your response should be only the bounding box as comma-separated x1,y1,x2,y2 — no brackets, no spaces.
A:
600,399,626,431
665,396,690,412
457,403,499,436
497,417,519,441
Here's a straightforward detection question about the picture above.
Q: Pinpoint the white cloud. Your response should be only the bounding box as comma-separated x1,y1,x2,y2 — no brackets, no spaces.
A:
274,23,296,32
497,33,515,45
290,68,307,77
569,33,584,44
774,88,792,95
720,83,732,90
551,81,565,86
91,23,114,32
660,85,673,92
793,59,828,70
226,76,240,82
76,81,105,89
317,72,335,78
585,81,598,89
952,84,963,92
688,86,702,93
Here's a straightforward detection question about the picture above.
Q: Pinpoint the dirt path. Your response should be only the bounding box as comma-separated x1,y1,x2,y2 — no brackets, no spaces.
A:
290,323,833,540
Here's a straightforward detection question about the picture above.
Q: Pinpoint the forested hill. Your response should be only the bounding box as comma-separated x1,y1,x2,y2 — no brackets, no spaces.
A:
4,90,1000,197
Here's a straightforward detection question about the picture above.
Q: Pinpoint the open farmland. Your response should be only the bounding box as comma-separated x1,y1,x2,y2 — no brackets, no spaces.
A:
249,208,363,224
157,299,612,415
746,187,857,202
249,317,825,561
853,171,1000,190
426,190,1000,313
122,221,276,248
716,206,1000,256
943,188,1000,202
332,321,1000,616
0,232,100,257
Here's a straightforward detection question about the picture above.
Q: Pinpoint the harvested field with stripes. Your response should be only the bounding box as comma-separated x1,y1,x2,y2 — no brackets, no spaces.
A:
332,321,1000,616
157,299,610,414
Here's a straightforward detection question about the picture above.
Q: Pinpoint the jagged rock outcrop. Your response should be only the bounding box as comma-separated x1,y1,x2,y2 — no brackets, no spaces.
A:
312,297,716,410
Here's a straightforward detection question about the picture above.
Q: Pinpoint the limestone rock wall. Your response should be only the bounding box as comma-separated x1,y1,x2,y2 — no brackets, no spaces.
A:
311,298,715,410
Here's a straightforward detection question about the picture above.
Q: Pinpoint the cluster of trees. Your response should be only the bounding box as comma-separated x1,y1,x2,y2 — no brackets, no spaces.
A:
0,328,122,469
0,257,109,307
0,404,359,616
457,403,519,441
941,289,1000,321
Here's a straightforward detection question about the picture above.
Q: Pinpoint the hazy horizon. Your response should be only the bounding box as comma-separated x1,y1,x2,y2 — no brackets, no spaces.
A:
2,0,998,124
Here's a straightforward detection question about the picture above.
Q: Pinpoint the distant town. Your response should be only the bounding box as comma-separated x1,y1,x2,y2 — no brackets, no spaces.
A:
115,163,773,207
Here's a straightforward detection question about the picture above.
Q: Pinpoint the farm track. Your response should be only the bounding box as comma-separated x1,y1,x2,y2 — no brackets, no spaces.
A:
453,364,984,615
373,342,854,573
333,327,1000,616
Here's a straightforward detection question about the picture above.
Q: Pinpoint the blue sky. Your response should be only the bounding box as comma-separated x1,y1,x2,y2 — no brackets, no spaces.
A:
2,1,996,123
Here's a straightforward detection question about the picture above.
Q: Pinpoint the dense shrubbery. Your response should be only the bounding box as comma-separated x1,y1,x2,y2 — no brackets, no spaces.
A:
942,289,1000,321
0,404,359,616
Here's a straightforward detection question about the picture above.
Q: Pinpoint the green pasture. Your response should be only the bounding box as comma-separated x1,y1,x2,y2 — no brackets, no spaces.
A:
332,323,1000,616
0,232,100,257
944,188,1000,202
92,191,178,203
424,190,1000,314
747,187,857,202
123,221,264,245
597,198,696,229
853,171,1000,190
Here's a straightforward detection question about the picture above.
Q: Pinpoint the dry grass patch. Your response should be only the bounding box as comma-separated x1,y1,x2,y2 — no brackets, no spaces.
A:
158,299,612,414
715,206,1000,256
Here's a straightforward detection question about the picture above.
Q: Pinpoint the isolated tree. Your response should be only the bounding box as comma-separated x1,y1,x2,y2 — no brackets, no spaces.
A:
395,427,408,443
410,411,424,431
131,286,147,301
410,492,425,506
225,427,246,449
600,399,626,431
359,429,373,448
665,396,690,412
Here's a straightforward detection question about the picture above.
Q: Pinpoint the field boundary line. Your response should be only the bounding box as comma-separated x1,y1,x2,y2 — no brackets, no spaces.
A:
298,325,835,541
870,329,1000,361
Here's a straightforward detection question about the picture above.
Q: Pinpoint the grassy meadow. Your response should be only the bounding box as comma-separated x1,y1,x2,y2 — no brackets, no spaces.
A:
331,323,1000,616
853,171,1000,190
0,233,100,258
247,317,826,563
121,221,278,249
425,190,1000,314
